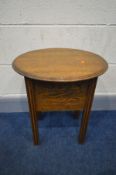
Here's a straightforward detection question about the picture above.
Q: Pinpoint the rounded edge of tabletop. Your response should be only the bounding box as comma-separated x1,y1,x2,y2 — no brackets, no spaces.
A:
11,48,109,83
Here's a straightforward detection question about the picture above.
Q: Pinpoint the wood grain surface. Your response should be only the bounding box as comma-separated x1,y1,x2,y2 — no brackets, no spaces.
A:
33,80,90,111
12,48,108,82
25,77,39,144
79,77,97,143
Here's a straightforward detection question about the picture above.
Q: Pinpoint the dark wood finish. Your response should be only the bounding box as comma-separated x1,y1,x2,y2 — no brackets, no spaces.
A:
25,77,39,145
12,48,108,145
25,77,97,144
37,111,43,120
79,78,97,143
34,80,89,111
73,111,81,119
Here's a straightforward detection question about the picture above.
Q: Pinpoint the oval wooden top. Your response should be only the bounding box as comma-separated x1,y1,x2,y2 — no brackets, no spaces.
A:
12,48,108,82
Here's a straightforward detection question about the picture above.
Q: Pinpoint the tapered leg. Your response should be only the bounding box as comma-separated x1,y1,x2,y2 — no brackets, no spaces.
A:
25,77,39,145
37,111,44,120
79,78,97,143
73,111,81,119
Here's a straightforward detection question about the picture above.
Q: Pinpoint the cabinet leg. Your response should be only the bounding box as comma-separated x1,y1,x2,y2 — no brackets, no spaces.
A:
37,111,45,120
25,77,39,145
79,78,97,144
73,111,81,119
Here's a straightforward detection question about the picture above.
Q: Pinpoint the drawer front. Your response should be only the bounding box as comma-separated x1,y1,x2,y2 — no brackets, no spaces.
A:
34,80,89,111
